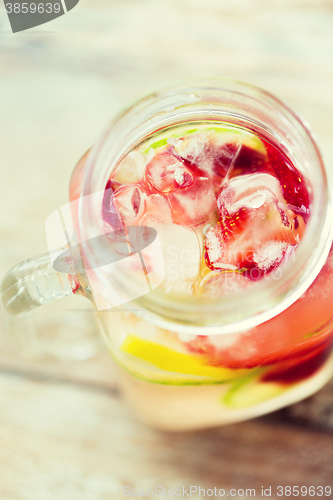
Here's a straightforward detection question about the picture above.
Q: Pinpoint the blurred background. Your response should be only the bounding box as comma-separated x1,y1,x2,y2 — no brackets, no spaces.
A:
1,1,333,498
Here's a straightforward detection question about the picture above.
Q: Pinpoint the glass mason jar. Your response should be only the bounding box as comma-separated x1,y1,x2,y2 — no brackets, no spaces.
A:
2,78,333,430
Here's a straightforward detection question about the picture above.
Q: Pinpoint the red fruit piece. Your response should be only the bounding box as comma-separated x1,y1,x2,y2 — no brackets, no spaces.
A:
184,250,333,370
261,342,332,385
184,330,333,372
228,144,268,178
205,209,299,274
204,208,250,271
146,151,193,193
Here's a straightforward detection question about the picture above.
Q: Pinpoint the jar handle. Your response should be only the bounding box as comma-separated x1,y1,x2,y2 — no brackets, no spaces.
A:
0,249,92,357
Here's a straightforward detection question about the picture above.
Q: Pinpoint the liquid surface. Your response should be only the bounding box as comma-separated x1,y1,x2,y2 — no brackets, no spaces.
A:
103,122,310,296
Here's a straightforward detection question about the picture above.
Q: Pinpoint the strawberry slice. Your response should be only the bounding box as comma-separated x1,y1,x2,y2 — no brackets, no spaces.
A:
228,144,268,178
205,173,305,274
261,341,333,385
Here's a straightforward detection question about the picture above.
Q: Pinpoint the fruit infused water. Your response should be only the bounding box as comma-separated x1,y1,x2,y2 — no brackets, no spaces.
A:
99,122,333,430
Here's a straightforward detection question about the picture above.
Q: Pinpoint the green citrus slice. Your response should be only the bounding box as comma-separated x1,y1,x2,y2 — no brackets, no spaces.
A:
223,375,285,409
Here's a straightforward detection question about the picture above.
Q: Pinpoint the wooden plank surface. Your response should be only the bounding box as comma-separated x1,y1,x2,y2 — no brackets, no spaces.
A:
1,1,333,498
0,371,332,500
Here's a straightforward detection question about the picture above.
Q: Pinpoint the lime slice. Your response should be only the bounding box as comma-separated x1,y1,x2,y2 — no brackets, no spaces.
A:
139,122,267,167
140,126,199,153
223,374,284,409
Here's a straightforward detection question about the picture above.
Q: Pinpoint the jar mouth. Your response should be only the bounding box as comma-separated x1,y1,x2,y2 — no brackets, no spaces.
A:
79,78,332,334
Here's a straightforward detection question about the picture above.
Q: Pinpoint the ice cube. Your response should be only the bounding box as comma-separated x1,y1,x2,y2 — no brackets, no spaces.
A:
168,178,217,226
171,133,208,164
113,151,146,184
171,131,241,177
146,151,193,193
217,173,284,215
170,132,241,201
205,172,306,273
140,221,202,294
252,241,289,272
171,127,269,185
140,194,173,226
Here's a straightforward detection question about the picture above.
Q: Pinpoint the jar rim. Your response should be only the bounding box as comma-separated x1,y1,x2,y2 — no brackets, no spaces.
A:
79,78,333,335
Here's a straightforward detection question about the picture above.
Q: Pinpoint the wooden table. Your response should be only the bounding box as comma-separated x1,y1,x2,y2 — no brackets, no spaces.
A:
1,1,333,498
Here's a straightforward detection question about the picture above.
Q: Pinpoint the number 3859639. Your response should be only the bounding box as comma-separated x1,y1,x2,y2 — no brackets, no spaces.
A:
5,3,61,14
277,486,332,496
